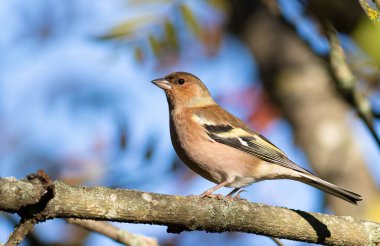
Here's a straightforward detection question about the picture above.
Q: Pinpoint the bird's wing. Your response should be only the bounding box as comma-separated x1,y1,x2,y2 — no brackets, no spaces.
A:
194,106,313,175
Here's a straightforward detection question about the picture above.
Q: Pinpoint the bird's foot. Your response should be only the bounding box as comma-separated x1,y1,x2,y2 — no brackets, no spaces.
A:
186,194,223,199
225,190,247,201
189,189,247,201
201,193,224,199
234,190,247,199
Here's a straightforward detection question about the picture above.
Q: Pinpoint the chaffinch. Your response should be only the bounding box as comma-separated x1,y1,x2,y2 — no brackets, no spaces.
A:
151,71,362,204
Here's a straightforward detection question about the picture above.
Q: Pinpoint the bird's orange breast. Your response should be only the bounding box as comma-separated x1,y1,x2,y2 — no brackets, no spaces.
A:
169,108,266,187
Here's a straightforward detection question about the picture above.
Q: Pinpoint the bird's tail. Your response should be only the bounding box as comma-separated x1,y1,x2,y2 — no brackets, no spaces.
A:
299,173,362,204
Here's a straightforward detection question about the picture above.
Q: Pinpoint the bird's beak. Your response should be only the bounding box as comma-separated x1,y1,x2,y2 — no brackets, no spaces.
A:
151,78,171,90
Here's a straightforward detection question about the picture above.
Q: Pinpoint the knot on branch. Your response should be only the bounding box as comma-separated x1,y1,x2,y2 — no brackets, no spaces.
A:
18,169,55,221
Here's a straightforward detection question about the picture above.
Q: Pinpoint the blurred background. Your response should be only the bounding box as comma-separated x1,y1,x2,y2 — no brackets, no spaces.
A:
0,0,380,245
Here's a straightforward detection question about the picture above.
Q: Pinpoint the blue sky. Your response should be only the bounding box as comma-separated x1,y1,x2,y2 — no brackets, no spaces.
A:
0,1,379,245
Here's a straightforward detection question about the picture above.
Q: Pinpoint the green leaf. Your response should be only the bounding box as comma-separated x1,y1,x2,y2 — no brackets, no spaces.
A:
97,15,156,40
164,20,178,49
205,0,229,13
179,4,202,38
353,18,380,65
148,35,161,56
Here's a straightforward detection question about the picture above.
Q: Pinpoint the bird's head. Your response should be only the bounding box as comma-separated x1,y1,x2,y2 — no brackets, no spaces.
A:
152,72,216,109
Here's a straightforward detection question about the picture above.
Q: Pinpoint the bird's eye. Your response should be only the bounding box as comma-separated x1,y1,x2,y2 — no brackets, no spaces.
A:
178,78,185,85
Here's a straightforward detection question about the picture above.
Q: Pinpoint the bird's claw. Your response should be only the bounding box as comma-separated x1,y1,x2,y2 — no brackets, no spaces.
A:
225,190,247,201
187,194,223,199
201,194,224,199
234,190,247,199
189,189,247,201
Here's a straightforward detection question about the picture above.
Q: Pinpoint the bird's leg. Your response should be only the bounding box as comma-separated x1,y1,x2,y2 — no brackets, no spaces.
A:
224,188,246,201
234,190,246,199
226,188,240,197
199,180,230,198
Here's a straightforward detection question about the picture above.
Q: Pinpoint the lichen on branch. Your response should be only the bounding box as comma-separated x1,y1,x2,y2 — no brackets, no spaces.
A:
1,177,380,245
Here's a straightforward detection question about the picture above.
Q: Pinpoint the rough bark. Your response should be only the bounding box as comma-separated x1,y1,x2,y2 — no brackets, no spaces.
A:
1,177,380,246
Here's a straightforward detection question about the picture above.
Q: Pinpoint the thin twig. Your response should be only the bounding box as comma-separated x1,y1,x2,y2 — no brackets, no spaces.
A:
259,1,380,151
325,25,380,148
67,219,158,246
270,237,285,246
5,218,38,246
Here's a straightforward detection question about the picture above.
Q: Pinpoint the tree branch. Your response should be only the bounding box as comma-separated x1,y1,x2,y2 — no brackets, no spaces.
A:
325,25,380,148
6,218,38,246
5,170,55,246
1,177,380,245
257,1,380,150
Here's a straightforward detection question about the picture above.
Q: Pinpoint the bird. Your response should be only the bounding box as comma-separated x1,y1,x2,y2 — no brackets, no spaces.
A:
151,71,362,204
